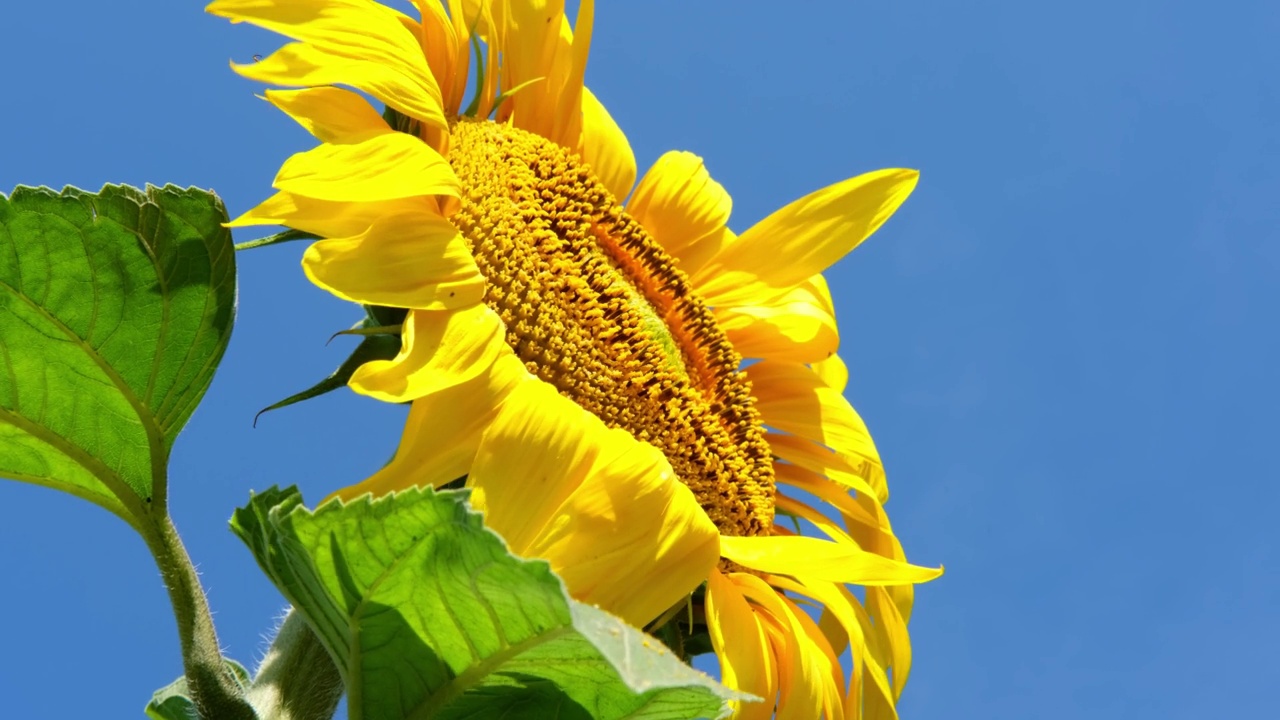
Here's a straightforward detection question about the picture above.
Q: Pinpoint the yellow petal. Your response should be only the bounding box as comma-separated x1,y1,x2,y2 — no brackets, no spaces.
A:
773,462,896,557
227,190,424,237
866,586,912,699
838,494,920,625
716,279,839,364
469,379,719,626
207,0,447,130
580,87,637,201
349,303,509,402
706,569,777,720
264,87,389,144
274,133,459,203
808,273,836,315
302,211,485,310
231,42,445,131
767,432,881,502
864,676,899,720
775,494,862,550
409,0,459,112
695,169,919,307
884,576,915,624
749,361,887,501
492,0,568,137
554,0,592,144
732,573,840,720
720,535,942,586
835,491,921,632
459,0,489,35
770,493,929,667
329,353,528,501
628,150,731,272
811,352,849,393
779,595,846,719
443,0,473,111
770,575,899,720
840,589,901,720
460,0,500,118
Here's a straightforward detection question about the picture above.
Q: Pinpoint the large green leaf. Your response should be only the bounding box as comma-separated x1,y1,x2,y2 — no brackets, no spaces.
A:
0,184,235,523
233,486,745,720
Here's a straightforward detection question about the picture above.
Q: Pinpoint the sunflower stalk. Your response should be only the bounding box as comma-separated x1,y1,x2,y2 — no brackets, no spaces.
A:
245,610,344,720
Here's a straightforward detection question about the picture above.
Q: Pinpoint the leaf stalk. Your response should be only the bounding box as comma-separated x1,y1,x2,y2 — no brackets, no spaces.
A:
143,512,259,720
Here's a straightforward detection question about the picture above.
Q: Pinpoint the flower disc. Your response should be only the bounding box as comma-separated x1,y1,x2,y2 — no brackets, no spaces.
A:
449,118,776,537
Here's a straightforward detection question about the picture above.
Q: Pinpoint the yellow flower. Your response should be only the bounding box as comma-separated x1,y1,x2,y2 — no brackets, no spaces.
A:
209,0,942,716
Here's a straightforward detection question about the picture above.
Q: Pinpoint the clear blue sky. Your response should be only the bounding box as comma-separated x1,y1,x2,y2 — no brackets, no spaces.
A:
2,1,1277,717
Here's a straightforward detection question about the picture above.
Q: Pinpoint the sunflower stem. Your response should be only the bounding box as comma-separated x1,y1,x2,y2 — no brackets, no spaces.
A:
142,513,258,720
246,610,345,720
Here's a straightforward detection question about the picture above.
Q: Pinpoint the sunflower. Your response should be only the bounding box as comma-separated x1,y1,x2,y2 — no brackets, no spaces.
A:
210,0,941,716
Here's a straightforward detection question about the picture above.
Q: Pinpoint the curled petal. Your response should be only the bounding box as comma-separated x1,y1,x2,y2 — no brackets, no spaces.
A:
208,0,447,129
350,303,509,402
264,87,389,144
706,569,777,720
716,278,839,364
226,191,423,238
330,353,528,500
302,211,485,310
274,132,459,203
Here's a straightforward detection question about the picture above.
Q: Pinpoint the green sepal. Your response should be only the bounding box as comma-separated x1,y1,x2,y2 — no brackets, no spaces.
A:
234,228,318,251
363,303,408,328
652,612,715,664
382,105,418,136
253,330,401,426
648,588,713,664
231,486,749,720
682,630,715,659
327,324,401,342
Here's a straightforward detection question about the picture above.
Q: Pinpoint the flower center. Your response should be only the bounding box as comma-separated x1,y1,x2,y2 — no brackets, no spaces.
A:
446,119,775,537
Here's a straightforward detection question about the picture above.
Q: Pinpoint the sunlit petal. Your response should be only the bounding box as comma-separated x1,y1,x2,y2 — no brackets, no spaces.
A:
208,0,447,129
696,169,919,306
302,211,485,309
721,535,942,586
469,379,718,626
274,133,459,202
350,304,508,402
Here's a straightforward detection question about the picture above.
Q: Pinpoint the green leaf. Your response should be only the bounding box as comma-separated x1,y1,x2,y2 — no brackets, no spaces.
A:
146,659,252,720
232,486,745,720
0,184,235,523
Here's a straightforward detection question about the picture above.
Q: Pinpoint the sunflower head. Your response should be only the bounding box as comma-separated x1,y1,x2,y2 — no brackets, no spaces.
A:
446,118,776,538
211,0,940,716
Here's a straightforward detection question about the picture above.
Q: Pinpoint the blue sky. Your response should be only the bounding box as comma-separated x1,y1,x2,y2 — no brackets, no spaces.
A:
2,1,1278,718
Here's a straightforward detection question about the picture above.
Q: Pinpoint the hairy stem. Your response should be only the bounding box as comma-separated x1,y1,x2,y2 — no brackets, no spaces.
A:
247,609,345,720
143,513,258,720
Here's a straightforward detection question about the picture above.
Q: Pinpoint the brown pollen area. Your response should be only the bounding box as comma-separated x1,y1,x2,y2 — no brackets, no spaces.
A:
445,118,775,537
